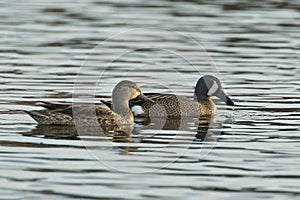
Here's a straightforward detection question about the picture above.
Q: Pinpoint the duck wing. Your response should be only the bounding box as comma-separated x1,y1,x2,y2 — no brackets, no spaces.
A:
100,93,186,109
27,102,118,125
36,102,114,118
130,93,179,105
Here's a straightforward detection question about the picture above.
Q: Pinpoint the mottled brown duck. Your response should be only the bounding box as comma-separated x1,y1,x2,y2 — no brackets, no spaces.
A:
26,80,153,126
101,75,234,118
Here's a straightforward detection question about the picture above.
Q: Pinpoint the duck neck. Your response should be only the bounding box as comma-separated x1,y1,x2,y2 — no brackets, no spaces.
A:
194,92,209,102
198,97,216,115
112,94,134,123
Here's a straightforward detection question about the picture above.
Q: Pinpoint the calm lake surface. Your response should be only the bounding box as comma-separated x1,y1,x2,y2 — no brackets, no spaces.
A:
1,0,300,199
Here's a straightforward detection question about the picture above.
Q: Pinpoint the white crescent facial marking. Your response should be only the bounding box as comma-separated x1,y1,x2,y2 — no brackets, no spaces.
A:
207,80,219,96
131,106,144,115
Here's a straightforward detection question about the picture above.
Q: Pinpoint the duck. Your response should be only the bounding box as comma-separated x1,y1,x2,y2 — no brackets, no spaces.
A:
101,75,234,118
25,80,153,127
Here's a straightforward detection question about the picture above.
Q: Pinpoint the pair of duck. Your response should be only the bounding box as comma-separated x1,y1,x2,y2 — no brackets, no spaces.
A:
27,75,234,127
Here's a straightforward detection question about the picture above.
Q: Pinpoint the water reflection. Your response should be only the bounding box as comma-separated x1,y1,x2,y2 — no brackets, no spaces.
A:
23,125,78,140
23,114,223,148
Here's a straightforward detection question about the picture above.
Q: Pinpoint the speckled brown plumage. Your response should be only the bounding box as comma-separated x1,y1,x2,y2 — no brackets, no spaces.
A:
25,105,133,127
132,93,216,118
25,80,152,130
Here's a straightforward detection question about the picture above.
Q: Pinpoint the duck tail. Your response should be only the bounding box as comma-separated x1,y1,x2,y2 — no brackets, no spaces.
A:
25,110,74,125
24,110,52,124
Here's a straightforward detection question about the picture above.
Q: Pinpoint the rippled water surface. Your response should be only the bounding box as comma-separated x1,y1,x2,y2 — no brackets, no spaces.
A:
1,0,300,199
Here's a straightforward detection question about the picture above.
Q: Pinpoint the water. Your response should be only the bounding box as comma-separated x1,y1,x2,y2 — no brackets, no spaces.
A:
1,0,300,199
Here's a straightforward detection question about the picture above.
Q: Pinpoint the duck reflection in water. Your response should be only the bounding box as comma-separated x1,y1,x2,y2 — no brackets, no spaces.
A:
24,114,221,147
134,115,221,142
23,107,226,155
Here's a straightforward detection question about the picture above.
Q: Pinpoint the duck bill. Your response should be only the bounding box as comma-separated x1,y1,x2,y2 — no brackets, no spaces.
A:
137,94,155,103
215,90,234,106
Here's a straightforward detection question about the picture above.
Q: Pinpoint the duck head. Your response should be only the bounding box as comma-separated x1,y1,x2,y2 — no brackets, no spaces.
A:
194,75,234,106
112,80,153,110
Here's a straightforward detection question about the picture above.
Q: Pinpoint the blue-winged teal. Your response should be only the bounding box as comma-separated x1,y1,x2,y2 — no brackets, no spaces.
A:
101,75,234,118
26,80,153,126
